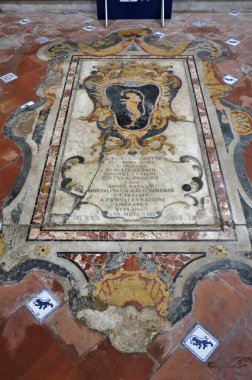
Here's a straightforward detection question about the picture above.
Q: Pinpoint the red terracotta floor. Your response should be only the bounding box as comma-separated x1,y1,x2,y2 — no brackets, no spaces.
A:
1,10,252,379
0,269,251,379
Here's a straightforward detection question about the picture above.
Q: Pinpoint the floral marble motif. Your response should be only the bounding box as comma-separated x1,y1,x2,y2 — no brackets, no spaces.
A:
34,244,51,257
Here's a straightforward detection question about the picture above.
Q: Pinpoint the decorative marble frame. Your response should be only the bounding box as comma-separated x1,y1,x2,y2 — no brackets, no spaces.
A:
27,54,235,242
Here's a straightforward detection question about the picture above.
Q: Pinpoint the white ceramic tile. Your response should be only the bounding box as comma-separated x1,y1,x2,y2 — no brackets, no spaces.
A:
223,75,238,85
26,288,60,322
0,73,18,83
229,10,240,16
225,39,240,46
181,323,220,363
154,32,166,38
192,21,206,27
20,101,35,110
36,36,50,44
83,25,96,31
18,19,31,25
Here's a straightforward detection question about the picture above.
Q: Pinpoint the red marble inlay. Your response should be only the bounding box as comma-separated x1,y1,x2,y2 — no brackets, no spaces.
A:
58,252,204,280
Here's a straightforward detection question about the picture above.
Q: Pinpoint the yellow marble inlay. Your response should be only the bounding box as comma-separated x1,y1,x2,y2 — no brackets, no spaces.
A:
92,270,172,317
230,111,252,135
0,234,5,258
139,40,191,57
203,61,230,108
34,244,51,257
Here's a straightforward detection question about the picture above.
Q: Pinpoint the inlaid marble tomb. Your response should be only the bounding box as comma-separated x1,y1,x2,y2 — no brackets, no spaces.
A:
2,28,252,352
25,54,235,242
46,58,216,228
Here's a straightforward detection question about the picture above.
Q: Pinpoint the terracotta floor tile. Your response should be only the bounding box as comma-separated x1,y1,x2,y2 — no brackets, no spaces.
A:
0,23,34,39
216,269,252,300
16,42,45,58
0,138,21,167
239,307,252,337
0,155,23,201
206,321,252,380
0,56,44,77
27,52,49,66
77,339,156,380
226,77,252,107
0,112,9,135
32,271,65,302
192,271,251,338
44,303,106,360
217,58,243,79
0,24,19,38
0,35,21,53
0,66,47,106
0,43,17,57
0,111,8,123
20,344,85,380
0,272,43,321
33,270,64,293
0,14,21,24
0,88,40,114
13,66,47,92
150,348,217,380
147,314,197,364
0,59,20,77
0,83,17,104
0,307,57,380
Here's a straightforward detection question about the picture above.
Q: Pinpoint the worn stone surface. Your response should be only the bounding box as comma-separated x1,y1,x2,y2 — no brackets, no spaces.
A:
78,305,171,353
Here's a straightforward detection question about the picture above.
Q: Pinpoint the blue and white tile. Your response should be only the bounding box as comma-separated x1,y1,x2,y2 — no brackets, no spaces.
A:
25,288,60,322
0,73,18,83
181,323,220,363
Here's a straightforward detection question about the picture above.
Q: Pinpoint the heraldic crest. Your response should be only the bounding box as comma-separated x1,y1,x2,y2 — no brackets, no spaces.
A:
79,60,184,156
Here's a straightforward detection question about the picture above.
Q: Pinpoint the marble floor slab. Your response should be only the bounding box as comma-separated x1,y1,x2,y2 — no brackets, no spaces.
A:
42,57,218,229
